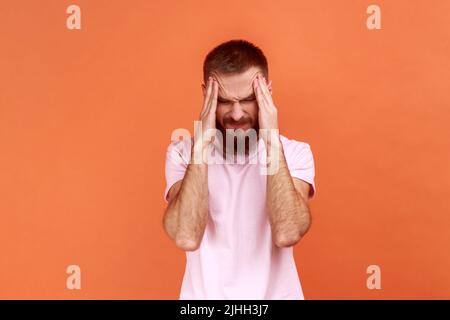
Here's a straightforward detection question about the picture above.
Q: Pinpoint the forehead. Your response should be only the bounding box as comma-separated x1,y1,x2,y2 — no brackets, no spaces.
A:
212,66,262,100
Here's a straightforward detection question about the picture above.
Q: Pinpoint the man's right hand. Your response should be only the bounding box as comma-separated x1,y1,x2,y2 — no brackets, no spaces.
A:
193,76,219,162
164,77,217,250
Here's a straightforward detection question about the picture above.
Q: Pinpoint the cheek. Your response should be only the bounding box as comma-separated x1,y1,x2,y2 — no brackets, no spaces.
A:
215,107,227,122
246,102,259,118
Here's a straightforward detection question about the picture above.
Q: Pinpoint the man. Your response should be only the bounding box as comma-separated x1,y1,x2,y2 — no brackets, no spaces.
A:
163,39,316,299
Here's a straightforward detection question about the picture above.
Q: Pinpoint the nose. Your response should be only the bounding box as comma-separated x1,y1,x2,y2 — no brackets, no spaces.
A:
230,102,245,122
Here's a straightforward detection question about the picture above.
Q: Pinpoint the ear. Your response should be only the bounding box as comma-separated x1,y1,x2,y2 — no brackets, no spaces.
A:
268,80,272,94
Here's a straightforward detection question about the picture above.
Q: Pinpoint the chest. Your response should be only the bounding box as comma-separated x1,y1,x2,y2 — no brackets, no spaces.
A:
207,163,267,221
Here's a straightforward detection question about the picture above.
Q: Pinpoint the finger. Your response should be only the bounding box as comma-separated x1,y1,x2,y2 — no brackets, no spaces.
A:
209,79,219,115
253,79,268,111
204,78,218,119
257,76,273,106
200,77,213,118
262,76,272,96
202,77,212,109
259,77,276,112
258,75,272,99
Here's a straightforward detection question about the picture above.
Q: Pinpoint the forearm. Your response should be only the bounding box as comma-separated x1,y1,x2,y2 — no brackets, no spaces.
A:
165,75,218,251
171,144,209,250
266,136,311,247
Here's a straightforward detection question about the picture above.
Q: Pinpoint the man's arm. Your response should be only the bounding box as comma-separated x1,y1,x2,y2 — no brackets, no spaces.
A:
162,76,219,251
163,150,209,251
266,139,312,248
252,73,312,248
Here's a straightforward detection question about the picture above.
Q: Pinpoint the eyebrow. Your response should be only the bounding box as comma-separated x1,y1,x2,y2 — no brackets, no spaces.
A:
218,93,256,102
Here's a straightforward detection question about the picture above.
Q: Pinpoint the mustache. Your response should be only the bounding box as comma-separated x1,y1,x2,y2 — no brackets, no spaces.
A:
223,117,252,125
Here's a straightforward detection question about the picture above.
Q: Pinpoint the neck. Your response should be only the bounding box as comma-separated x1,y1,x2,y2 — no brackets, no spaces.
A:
217,129,260,158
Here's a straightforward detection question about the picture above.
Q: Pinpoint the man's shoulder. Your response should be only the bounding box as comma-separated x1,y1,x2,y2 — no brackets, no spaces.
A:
167,137,194,152
280,134,312,153
166,137,194,164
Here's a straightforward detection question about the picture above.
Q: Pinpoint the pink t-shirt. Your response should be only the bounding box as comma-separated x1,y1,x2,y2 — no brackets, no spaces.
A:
163,134,316,299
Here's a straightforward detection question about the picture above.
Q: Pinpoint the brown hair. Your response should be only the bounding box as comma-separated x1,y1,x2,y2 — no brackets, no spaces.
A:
203,39,268,83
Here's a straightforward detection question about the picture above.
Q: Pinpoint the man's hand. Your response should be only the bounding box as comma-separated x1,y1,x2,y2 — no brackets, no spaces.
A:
194,76,219,161
253,73,280,174
253,74,278,131
163,77,217,251
253,74,312,247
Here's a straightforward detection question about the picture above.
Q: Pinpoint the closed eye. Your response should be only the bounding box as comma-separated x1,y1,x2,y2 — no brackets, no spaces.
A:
217,97,255,103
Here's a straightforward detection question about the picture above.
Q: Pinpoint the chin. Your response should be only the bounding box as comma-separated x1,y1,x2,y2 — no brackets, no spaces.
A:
225,124,253,131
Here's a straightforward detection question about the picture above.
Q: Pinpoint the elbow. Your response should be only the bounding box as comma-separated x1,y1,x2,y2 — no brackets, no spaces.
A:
175,235,201,251
299,220,311,239
274,223,311,248
274,233,301,248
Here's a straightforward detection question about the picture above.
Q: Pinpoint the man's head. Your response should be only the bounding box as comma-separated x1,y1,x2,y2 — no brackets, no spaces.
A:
201,40,271,134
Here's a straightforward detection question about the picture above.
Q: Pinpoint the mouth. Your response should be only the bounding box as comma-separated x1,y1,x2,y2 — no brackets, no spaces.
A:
225,123,248,130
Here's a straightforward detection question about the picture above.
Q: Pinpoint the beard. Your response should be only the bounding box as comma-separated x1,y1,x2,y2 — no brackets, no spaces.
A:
215,118,260,156
216,117,258,134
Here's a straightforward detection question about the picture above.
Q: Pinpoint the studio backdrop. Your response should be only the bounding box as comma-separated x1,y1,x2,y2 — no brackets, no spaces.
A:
1,0,449,299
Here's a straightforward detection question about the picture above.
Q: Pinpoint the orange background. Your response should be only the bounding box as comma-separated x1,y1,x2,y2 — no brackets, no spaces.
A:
1,0,449,299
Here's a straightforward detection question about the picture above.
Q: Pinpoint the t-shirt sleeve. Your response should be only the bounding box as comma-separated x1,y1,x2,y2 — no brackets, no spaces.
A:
285,141,316,200
163,140,190,203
